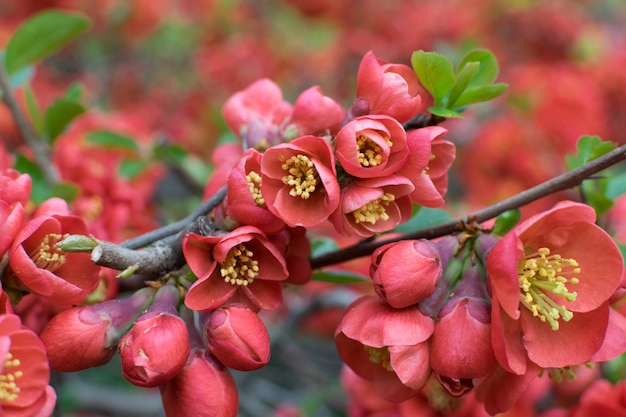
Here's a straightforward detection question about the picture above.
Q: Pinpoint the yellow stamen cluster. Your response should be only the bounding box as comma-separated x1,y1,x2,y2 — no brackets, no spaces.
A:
518,247,580,330
363,345,393,371
281,154,318,199
0,353,22,402
356,134,392,167
30,233,69,272
220,243,259,286
246,171,265,206
352,193,395,224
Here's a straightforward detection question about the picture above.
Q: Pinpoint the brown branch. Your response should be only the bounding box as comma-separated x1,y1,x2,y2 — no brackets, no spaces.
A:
0,65,59,183
310,143,626,270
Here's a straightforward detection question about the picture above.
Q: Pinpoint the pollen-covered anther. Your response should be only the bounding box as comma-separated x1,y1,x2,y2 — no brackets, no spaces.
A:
518,247,580,330
363,345,393,371
30,232,70,272
281,154,319,199
220,243,260,286
352,193,395,224
0,352,22,402
246,170,265,206
356,135,391,167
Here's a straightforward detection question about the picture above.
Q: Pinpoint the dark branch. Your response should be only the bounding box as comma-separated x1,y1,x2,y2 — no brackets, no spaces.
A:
310,143,626,269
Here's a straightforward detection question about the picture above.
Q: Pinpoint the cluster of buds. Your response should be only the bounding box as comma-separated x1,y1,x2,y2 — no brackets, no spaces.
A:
335,201,626,415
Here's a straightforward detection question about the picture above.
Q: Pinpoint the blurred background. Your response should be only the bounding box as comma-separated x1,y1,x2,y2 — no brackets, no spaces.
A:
2,0,626,416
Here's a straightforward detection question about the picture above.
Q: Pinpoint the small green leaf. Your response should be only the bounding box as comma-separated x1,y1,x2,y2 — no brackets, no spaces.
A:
312,270,368,284
457,49,499,87
24,84,44,135
586,190,613,216
56,234,98,252
451,83,508,108
411,50,456,107
152,143,187,164
491,209,521,236
576,135,602,164
5,10,91,75
310,238,339,258
86,131,139,151
45,98,85,141
393,207,452,233
64,82,84,101
119,160,149,178
590,141,616,161
51,182,79,202
14,153,49,204
428,106,464,119
446,61,480,109
606,170,626,199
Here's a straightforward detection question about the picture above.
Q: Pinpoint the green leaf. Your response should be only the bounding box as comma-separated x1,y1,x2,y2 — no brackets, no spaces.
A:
457,49,499,87
446,61,480,109
51,182,79,202
86,131,139,151
152,142,187,164
310,238,339,258
312,270,368,284
451,83,508,108
491,209,521,236
14,153,49,204
576,135,602,164
393,207,452,233
5,10,91,75
119,160,149,178
0,52,34,91
411,50,456,107
606,170,626,199
64,82,84,101
24,84,44,135
586,190,614,216
45,98,85,141
428,106,464,119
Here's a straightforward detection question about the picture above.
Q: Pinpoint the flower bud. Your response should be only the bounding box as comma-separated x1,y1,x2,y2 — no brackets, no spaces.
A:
119,285,190,387
370,239,441,308
160,350,239,417
40,287,153,372
204,304,270,371
429,264,496,394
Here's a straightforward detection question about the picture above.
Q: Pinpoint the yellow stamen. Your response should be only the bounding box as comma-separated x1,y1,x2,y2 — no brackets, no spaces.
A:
281,154,319,199
246,171,265,206
29,233,69,272
352,193,395,224
363,345,393,371
220,244,260,286
356,134,392,167
518,247,580,330
0,352,22,402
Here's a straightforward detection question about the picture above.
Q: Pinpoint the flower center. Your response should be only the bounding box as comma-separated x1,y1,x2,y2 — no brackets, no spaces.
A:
246,170,265,206
356,134,392,167
281,154,318,199
29,233,69,272
363,345,392,371
220,243,259,286
518,247,580,330
0,352,22,403
352,193,395,224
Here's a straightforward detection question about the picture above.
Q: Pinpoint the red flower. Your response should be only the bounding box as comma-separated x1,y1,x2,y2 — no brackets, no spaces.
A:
0,200,23,259
260,135,340,228
160,350,238,417
183,226,289,311
7,199,101,304
334,115,408,179
351,50,425,123
0,313,57,417
335,295,434,402
486,201,624,374
286,86,345,138
331,175,414,238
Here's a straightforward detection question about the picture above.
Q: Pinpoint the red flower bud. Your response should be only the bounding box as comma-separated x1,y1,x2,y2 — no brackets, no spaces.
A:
160,350,239,417
370,240,442,308
205,304,270,371
40,287,153,372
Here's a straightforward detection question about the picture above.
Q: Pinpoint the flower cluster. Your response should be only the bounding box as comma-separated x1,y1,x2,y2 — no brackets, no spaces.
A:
335,201,625,416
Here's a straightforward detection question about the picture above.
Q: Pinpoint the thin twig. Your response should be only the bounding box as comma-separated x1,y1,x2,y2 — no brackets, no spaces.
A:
0,65,59,183
310,143,626,269
119,185,227,249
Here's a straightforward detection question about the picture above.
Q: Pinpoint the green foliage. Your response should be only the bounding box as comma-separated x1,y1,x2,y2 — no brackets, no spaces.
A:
45,98,86,142
393,206,452,233
310,238,340,258
411,48,508,119
86,131,139,151
311,270,368,284
565,135,618,215
14,154,78,204
491,209,521,236
4,10,91,75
